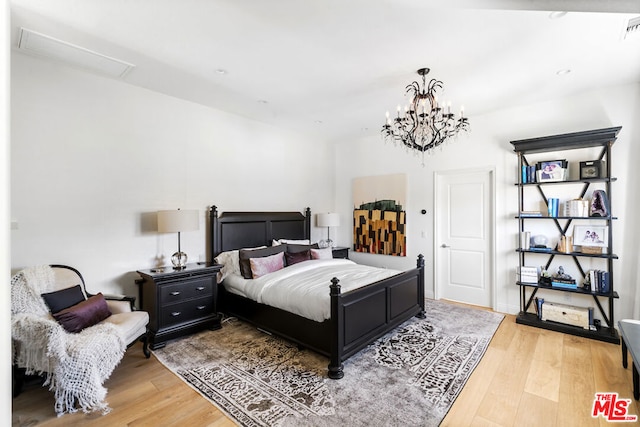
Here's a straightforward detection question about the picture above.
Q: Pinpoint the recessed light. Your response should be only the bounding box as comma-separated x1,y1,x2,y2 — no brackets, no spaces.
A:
549,11,567,19
314,120,323,124
216,69,227,75
556,69,571,76
257,99,268,104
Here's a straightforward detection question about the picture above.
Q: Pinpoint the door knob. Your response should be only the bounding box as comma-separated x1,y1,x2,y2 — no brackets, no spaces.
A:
441,244,450,248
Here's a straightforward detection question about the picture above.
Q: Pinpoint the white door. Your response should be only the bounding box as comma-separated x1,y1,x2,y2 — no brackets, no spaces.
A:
435,168,494,308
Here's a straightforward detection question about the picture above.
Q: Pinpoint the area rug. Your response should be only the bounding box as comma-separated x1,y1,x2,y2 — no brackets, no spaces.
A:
152,299,504,426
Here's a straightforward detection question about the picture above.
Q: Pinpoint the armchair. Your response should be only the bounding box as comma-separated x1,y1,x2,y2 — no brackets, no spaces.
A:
11,264,150,416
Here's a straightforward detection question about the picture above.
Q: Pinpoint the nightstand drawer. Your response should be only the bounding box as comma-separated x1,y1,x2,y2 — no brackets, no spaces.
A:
160,277,213,304
160,297,213,327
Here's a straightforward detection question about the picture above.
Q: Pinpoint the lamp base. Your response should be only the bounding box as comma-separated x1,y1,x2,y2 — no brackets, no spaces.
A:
171,251,188,270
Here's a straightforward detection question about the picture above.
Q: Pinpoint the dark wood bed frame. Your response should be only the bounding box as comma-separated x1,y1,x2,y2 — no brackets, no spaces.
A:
209,205,425,379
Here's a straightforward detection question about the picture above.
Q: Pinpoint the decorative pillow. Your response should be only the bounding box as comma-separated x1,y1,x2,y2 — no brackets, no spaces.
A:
239,245,286,279
286,243,320,254
41,284,86,313
214,249,240,283
311,247,334,260
285,250,311,266
250,252,285,279
273,239,311,246
52,293,112,333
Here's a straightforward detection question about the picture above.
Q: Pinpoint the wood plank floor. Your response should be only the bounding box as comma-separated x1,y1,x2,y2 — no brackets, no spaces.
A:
12,312,639,426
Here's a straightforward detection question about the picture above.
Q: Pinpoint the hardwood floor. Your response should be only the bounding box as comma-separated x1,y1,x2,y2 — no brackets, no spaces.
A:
12,313,638,426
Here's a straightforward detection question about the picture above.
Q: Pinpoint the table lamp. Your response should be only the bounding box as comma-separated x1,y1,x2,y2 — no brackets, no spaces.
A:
317,213,340,248
157,209,199,269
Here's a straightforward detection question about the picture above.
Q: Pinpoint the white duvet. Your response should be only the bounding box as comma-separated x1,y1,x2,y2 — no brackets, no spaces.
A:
223,259,402,322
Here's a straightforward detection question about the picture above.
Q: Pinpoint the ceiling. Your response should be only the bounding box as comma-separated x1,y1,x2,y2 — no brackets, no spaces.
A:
10,0,640,143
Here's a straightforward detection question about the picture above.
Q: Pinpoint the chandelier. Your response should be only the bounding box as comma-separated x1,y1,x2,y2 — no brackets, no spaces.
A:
381,68,469,163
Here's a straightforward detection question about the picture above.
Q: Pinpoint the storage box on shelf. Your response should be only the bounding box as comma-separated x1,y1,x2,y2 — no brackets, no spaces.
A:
510,126,621,344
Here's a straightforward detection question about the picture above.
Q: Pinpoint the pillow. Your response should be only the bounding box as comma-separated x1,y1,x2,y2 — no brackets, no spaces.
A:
214,249,240,283
52,293,112,333
311,247,334,260
285,250,311,266
41,284,86,313
239,245,286,279
286,243,319,254
250,252,285,279
272,239,311,246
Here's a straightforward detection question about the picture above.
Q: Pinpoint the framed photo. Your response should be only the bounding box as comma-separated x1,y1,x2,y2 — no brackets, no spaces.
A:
573,225,608,248
536,159,567,182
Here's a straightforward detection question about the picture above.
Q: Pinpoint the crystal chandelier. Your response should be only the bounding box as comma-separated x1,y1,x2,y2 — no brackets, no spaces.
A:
381,68,469,164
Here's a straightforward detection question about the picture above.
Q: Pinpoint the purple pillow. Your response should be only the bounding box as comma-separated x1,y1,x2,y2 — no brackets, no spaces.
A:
285,250,311,266
52,293,112,333
249,252,285,279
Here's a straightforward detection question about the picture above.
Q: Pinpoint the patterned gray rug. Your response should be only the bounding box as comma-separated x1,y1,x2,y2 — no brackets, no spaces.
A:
152,299,504,427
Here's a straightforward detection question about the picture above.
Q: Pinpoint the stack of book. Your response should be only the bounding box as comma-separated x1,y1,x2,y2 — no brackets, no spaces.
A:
517,266,538,284
520,210,542,217
586,269,610,293
551,278,578,290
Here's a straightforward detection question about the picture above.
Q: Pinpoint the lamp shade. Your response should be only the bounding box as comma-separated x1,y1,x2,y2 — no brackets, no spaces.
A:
317,213,340,228
157,209,199,233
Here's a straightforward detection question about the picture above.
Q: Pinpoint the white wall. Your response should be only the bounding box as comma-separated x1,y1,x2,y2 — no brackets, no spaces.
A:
10,53,335,300
335,82,640,319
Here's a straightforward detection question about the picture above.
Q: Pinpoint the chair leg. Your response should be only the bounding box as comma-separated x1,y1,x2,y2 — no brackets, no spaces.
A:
13,365,25,398
142,333,151,359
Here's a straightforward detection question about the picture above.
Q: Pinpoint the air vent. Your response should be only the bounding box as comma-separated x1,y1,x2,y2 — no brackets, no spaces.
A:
17,28,135,78
624,16,640,40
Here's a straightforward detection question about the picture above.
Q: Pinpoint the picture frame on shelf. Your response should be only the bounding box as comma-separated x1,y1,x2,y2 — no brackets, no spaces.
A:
536,159,567,182
580,160,605,179
573,225,607,248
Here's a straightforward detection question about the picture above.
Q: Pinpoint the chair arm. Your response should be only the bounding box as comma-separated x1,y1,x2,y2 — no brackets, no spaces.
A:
88,293,137,312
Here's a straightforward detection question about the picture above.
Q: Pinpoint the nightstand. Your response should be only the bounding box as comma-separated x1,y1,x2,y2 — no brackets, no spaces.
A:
136,263,222,350
332,246,349,259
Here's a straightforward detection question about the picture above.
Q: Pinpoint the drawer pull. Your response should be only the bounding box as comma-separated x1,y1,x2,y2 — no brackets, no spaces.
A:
171,311,181,317
170,291,181,296
196,305,206,310
195,287,206,291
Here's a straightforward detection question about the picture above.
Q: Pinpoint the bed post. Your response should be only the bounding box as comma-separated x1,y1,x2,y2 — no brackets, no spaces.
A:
303,207,311,240
416,254,426,319
210,205,219,261
328,277,344,379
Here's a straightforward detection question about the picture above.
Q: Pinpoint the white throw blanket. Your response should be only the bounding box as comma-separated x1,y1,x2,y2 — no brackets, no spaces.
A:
11,265,126,416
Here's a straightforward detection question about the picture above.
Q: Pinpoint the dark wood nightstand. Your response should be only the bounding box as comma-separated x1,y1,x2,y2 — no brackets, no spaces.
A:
136,263,222,350
332,247,349,259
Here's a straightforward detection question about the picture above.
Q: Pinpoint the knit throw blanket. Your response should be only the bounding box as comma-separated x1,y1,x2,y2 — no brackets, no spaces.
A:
11,265,126,416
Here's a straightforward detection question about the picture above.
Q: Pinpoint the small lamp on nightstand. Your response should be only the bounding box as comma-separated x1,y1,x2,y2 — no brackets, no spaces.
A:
157,209,199,270
317,212,340,248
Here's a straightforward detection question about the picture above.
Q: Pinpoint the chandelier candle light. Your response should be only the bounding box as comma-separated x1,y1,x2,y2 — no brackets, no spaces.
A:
381,68,470,164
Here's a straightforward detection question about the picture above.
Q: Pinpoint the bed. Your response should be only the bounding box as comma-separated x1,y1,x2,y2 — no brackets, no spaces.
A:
209,206,425,379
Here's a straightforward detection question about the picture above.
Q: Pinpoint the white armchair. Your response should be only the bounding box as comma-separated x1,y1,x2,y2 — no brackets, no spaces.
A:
11,265,150,416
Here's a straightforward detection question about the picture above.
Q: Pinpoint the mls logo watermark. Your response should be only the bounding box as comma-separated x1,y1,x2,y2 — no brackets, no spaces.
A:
592,392,638,422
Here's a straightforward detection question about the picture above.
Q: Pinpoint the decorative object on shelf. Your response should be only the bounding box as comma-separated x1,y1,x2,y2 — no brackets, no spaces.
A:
520,231,531,250
590,190,610,217
539,269,552,287
573,225,607,250
580,160,605,179
558,235,573,253
381,67,469,165
536,159,567,182
316,212,340,248
551,266,576,289
531,234,548,248
564,199,589,217
157,209,199,270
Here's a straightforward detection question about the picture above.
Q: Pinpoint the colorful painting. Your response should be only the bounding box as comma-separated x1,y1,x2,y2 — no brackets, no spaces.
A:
352,173,406,256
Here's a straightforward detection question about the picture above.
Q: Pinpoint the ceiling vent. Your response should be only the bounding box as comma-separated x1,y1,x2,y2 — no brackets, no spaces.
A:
624,16,640,40
17,28,135,78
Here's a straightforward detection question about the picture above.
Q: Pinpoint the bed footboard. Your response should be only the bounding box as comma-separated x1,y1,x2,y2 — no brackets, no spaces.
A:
328,254,425,379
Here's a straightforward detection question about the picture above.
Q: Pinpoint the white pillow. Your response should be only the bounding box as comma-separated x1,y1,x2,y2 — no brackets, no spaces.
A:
214,250,240,283
272,239,311,246
311,247,333,260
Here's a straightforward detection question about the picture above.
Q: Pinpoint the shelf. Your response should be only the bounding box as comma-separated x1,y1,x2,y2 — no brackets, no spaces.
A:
516,215,617,220
515,282,619,298
510,126,621,154
516,177,617,186
516,312,619,344
516,248,618,259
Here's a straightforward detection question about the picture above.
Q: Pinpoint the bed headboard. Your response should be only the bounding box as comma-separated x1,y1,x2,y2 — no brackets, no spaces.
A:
209,206,311,259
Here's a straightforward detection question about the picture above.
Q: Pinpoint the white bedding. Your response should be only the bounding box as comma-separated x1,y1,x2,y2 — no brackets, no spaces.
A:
223,259,402,322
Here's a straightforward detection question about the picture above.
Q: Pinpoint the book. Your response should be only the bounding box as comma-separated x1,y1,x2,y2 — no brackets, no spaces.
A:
552,281,578,290
520,211,542,217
